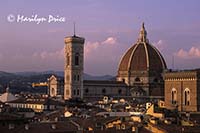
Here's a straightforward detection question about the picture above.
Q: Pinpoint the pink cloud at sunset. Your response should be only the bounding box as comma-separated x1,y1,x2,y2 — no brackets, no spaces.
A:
84,36,126,75
153,40,166,51
175,46,200,59
102,37,117,45
84,37,118,56
32,48,64,60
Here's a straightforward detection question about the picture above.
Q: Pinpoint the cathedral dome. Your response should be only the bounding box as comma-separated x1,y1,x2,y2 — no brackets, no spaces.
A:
118,23,167,72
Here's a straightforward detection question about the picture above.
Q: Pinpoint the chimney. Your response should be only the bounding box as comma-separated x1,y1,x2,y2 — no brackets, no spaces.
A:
51,124,56,129
8,123,15,130
121,124,125,130
25,124,29,130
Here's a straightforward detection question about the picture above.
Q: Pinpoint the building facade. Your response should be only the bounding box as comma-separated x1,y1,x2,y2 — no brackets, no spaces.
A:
64,35,85,100
47,75,64,97
83,80,128,100
164,70,200,112
117,23,167,98
49,23,167,100
7,98,64,112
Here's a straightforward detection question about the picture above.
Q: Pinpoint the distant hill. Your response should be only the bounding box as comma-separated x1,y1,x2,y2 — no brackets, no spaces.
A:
0,71,115,94
83,73,115,80
15,71,115,80
0,71,16,77
0,71,53,94
15,71,64,77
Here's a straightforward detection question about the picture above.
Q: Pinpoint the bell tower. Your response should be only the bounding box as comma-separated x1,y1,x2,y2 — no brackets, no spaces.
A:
64,33,85,100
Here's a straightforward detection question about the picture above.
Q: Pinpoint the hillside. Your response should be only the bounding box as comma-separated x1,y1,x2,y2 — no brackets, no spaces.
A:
0,71,114,94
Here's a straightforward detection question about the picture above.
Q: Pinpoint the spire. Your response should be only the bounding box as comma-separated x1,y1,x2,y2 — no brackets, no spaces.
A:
6,85,9,93
73,22,76,37
138,22,148,43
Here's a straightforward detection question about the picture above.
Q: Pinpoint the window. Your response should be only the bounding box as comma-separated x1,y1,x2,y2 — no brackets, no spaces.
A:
154,78,158,83
171,88,177,104
77,89,80,95
135,77,140,82
85,88,89,93
118,89,122,95
51,88,55,96
66,75,70,81
102,88,106,94
66,89,69,95
66,53,70,66
73,74,80,81
184,88,190,106
73,90,76,95
77,75,80,81
75,53,79,66
73,75,76,81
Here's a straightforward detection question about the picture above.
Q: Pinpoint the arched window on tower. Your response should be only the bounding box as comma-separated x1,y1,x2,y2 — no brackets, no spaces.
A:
184,88,190,106
66,75,70,82
75,53,79,66
66,53,70,66
66,89,69,96
51,88,55,96
171,88,177,104
135,77,140,82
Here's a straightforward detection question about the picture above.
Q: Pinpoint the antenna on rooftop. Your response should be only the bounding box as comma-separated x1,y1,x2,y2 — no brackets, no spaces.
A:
73,22,76,36
6,84,9,93
172,54,175,70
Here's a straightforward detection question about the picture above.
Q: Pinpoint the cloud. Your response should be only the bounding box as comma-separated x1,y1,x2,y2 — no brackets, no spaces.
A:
84,36,124,75
175,46,200,59
47,28,64,33
33,48,64,60
84,37,117,56
102,37,117,45
84,42,100,55
153,40,165,51
0,48,65,72
0,36,122,74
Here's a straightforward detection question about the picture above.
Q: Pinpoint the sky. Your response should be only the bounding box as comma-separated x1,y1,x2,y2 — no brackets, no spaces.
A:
0,0,200,76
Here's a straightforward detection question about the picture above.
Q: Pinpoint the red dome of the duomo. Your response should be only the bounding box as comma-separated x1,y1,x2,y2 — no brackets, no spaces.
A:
118,23,167,73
